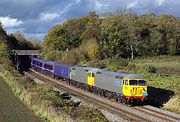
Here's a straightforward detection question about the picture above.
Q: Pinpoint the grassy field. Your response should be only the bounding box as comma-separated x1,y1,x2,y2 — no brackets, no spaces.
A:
0,77,42,122
132,56,180,113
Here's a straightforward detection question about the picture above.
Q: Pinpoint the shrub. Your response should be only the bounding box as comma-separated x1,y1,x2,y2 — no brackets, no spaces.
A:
86,38,100,60
127,62,137,71
156,67,180,75
146,66,156,73
44,50,63,61
62,50,78,64
86,59,105,68
79,38,100,60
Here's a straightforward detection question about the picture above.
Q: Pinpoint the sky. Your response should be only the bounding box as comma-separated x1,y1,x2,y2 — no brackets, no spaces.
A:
0,0,179,41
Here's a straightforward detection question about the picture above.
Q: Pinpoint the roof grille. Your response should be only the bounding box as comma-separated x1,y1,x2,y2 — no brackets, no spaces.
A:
115,75,124,79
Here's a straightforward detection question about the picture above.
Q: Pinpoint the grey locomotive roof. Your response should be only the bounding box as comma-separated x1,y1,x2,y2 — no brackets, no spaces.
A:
88,68,100,72
71,66,99,72
95,69,143,79
71,65,143,79
96,69,128,76
125,74,143,79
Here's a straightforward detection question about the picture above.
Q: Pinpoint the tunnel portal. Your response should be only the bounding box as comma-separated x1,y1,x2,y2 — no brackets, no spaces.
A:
13,50,42,71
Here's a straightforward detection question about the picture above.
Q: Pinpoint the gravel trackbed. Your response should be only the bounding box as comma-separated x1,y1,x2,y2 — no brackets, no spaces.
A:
0,77,42,122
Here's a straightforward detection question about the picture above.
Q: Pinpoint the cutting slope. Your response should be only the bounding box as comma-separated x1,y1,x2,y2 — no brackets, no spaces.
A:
0,77,42,122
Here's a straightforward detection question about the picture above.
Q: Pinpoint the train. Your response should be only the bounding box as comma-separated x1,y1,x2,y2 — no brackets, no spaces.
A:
31,57,148,105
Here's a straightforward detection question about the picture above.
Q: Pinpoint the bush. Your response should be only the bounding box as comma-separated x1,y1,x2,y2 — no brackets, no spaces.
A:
62,50,78,64
106,58,129,70
156,67,180,75
85,38,100,60
146,66,156,73
44,50,63,61
127,62,137,71
86,59,105,68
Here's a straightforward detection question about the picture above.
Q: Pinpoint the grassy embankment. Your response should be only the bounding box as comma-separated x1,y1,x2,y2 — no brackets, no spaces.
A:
132,56,180,113
0,77,42,122
83,56,180,114
0,65,108,122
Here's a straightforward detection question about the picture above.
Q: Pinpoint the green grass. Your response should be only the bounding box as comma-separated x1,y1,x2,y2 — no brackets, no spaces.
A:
128,56,180,113
0,64,108,122
0,77,42,122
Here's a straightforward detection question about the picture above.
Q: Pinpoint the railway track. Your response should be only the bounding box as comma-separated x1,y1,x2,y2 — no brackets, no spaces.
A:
27,69,180,122
134,107,180,122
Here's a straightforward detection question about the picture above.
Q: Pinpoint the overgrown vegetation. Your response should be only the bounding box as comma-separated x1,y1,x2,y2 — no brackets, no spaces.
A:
0,25,107,121
0,70,108,122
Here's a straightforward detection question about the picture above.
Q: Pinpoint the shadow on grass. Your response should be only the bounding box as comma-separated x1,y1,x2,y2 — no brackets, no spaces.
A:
146,86,175,108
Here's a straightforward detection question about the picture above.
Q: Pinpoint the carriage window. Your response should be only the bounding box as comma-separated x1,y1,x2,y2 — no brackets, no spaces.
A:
32,60,36,64
37,62,42,67
72,67,76,70
44,64,53,70
96,72,101,74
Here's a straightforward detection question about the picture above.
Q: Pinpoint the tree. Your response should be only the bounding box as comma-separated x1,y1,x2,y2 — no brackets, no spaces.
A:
29,38,42,49
0,42,11,66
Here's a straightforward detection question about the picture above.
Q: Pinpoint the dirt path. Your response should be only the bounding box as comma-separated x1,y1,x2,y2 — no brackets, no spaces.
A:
0,77,42,122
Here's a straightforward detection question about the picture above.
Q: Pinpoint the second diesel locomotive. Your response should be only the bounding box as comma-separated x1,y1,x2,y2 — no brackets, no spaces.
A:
31,57,148,105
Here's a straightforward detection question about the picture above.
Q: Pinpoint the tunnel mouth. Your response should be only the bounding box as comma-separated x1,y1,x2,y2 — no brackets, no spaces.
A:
13,50,42,72
13,55,31,72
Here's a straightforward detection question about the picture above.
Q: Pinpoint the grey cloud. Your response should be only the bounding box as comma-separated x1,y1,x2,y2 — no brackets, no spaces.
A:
0,0,179,41
0,0,59,20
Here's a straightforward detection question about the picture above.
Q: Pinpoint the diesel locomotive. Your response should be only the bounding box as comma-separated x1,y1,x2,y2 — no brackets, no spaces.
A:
31,57,148,105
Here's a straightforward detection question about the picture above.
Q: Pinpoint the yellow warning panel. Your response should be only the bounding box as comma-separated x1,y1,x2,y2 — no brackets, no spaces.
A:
88,72,95,86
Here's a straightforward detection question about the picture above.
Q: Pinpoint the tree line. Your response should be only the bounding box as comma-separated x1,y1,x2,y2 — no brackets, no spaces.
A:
0,23,41,67
0,22,41,50
43,10,180,63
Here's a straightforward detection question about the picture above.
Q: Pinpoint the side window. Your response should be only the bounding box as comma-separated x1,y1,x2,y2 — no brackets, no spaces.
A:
72,67,76,70
125,80,129,85
123,80,125,85
92,73,95,77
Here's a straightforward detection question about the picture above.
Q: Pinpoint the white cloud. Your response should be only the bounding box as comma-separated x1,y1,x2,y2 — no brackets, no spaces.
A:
94,1,104,9
0,16,23,28
5,28,25,34
127,1,138,9
76,0,80,4
39,13,59,21
155,0,165,6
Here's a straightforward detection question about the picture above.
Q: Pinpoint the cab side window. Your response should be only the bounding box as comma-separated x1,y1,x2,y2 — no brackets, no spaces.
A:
92,73,95,77
125,80,128,85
